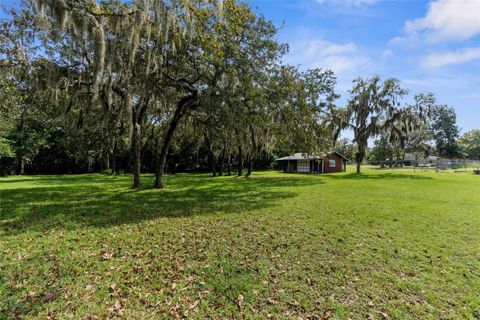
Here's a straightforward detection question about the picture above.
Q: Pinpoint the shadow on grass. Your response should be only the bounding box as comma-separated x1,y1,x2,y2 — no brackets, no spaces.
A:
0,174,322,235
0,173,129,185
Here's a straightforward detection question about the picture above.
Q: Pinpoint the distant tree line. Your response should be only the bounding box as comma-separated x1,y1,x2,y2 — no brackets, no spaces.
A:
1,0,478,181
368,103,479,165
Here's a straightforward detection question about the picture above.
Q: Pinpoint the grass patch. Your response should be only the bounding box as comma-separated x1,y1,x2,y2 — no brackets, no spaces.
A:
1,167,480,319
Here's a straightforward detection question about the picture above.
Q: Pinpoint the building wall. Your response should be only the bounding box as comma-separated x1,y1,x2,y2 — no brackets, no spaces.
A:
280,154,346,174
323,153,344,173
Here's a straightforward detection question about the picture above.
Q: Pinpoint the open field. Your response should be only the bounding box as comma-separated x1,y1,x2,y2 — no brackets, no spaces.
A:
1,167,480,319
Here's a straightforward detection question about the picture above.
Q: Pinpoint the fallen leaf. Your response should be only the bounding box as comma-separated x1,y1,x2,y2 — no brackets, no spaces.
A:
44,292,54,302
189,300,199,310
289,300,300,307
100,251,113,261
237,294,244,309
114,300,124,310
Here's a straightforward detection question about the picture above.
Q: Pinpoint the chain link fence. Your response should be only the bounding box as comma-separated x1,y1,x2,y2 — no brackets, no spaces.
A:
368,159,480,174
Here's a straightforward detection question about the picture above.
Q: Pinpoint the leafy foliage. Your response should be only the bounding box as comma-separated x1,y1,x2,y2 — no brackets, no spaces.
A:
346,76,407,173
458,130,480,160
429,105,460,158
0,137,14,158
0,0,341,184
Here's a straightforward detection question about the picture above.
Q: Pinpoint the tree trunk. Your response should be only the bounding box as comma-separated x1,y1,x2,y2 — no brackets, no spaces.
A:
211,154,217,177
17,158,25,175
131,115,142,188
154,136,173,189
355,139,368,174
111,142,116,175
155,95,196,188
355,151,363,174
237,146,243,176
246,157,253,176
16,111,25,175
218,153,224,176
247,124,257,177
154,151,167,189
205,135,216,177
227,153,231,176
105,152,110,172
128,92,152,188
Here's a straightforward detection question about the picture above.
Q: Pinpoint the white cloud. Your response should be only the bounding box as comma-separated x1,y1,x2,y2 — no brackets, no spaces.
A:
422,47,480,68
288,38,370,75
304,39,356,58
401,70,474,90
381,49,393,59
315,0,378,7
404,0,480,42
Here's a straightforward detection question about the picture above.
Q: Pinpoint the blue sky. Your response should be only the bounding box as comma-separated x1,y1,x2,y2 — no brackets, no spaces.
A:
248,0,480,135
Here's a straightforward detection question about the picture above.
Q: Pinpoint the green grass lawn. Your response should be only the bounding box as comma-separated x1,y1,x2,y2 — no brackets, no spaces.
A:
1,167,480,319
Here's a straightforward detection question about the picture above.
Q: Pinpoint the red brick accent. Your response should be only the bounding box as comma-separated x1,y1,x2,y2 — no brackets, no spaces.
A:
323,153,344,173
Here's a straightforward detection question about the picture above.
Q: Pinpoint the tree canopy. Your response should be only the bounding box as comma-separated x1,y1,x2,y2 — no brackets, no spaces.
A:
0,0,342,183
458,130,480,160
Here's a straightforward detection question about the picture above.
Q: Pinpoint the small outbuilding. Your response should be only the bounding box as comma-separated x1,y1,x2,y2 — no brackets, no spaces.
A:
276,152,349,174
